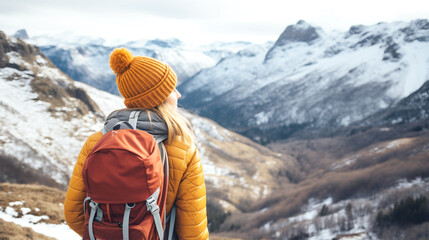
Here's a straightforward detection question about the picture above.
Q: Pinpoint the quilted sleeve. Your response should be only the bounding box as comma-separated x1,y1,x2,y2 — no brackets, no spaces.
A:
175,146,209,240
64,131,102,236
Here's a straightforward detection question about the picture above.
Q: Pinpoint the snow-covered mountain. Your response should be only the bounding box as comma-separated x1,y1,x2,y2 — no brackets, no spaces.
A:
359,79,429,126
0,30,287,216
25,32,252,96
179,19,429,142
13,29,29,40
0,31,108,186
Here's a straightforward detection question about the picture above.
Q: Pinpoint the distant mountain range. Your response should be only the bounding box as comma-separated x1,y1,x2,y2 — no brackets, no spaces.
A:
178,19,429,143
16,20,429,145
22,31,253,95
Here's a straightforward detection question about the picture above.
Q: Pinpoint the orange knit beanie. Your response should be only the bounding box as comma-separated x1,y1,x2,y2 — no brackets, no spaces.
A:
109,48,177,109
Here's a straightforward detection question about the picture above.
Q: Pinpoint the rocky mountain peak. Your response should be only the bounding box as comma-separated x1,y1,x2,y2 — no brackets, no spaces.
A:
0,30,102,119
274,20,321,47
13,29,29,40
0,30,44,70
400,19,429,42
0,31,9,63
145,38,182,48
265,20,321,61
348,25,365,35
411,19,429,30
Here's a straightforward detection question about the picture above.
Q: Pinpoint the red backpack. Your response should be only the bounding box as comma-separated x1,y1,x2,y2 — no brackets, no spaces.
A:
81,111,175,240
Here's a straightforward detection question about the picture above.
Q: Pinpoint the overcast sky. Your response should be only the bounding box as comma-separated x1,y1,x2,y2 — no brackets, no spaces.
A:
1,0,428,45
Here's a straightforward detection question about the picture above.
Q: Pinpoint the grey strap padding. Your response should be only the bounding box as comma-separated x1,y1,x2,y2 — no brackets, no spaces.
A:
122,203,135,240
159,142,169,226
83,197,91,215
128,111,140,129
103,110,168,142
146,188,163,240
101,121,131,135
88,201,99,240
154,134,168,144
159,142,175,239
101,126,107,135
95,206,103,222
167,205,177,240
158,142,167,166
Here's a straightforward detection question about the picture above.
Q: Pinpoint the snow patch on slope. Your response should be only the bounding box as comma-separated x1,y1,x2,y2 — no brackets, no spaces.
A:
0,206,80,240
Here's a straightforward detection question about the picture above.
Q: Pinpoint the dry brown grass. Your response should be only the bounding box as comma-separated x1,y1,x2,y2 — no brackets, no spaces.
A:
30,75,102,120
0,152,64,189
211,236,243,240
0,183,65,224
0,218,55,240
198,123,296,211
270,122,429,181
218,126,429,237
248,149,429,229
332,232,367,240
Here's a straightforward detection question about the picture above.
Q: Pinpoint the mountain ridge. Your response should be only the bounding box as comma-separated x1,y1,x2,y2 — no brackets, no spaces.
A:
179,19,429,143
25,33,254,96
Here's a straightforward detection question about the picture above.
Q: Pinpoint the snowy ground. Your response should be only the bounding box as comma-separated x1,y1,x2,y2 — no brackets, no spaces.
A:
0,202,80,240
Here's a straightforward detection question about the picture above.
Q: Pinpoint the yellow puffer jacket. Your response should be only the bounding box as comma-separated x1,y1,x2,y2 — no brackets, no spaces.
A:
64,131,209,240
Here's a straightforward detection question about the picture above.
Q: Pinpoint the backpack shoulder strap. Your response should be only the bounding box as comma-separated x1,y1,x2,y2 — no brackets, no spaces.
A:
122,203,136,240
102,110,141,134
146,188,163,240
128,111,140,129
166,204,177,240
88,201,99,240
159,142,177,240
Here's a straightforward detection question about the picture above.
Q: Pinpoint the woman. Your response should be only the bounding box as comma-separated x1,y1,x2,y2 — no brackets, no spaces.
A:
64,48,209,240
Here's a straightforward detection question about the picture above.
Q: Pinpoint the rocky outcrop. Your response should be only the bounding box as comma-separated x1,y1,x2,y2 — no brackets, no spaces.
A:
0,30,49,69
274,20,321,46
0,30,102,118
13,29,29,40
265,20,321,61
401,19,429,42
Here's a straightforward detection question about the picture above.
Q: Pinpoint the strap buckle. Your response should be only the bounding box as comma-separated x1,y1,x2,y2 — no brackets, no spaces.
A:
89,201,99,209
150,204,160,215
146,196,159,214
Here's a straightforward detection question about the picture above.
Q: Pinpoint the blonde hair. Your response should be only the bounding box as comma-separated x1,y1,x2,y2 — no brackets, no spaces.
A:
150,97,195,145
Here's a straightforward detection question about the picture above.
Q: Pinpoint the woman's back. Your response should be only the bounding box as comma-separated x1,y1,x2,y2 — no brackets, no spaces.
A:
64,48,209,239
